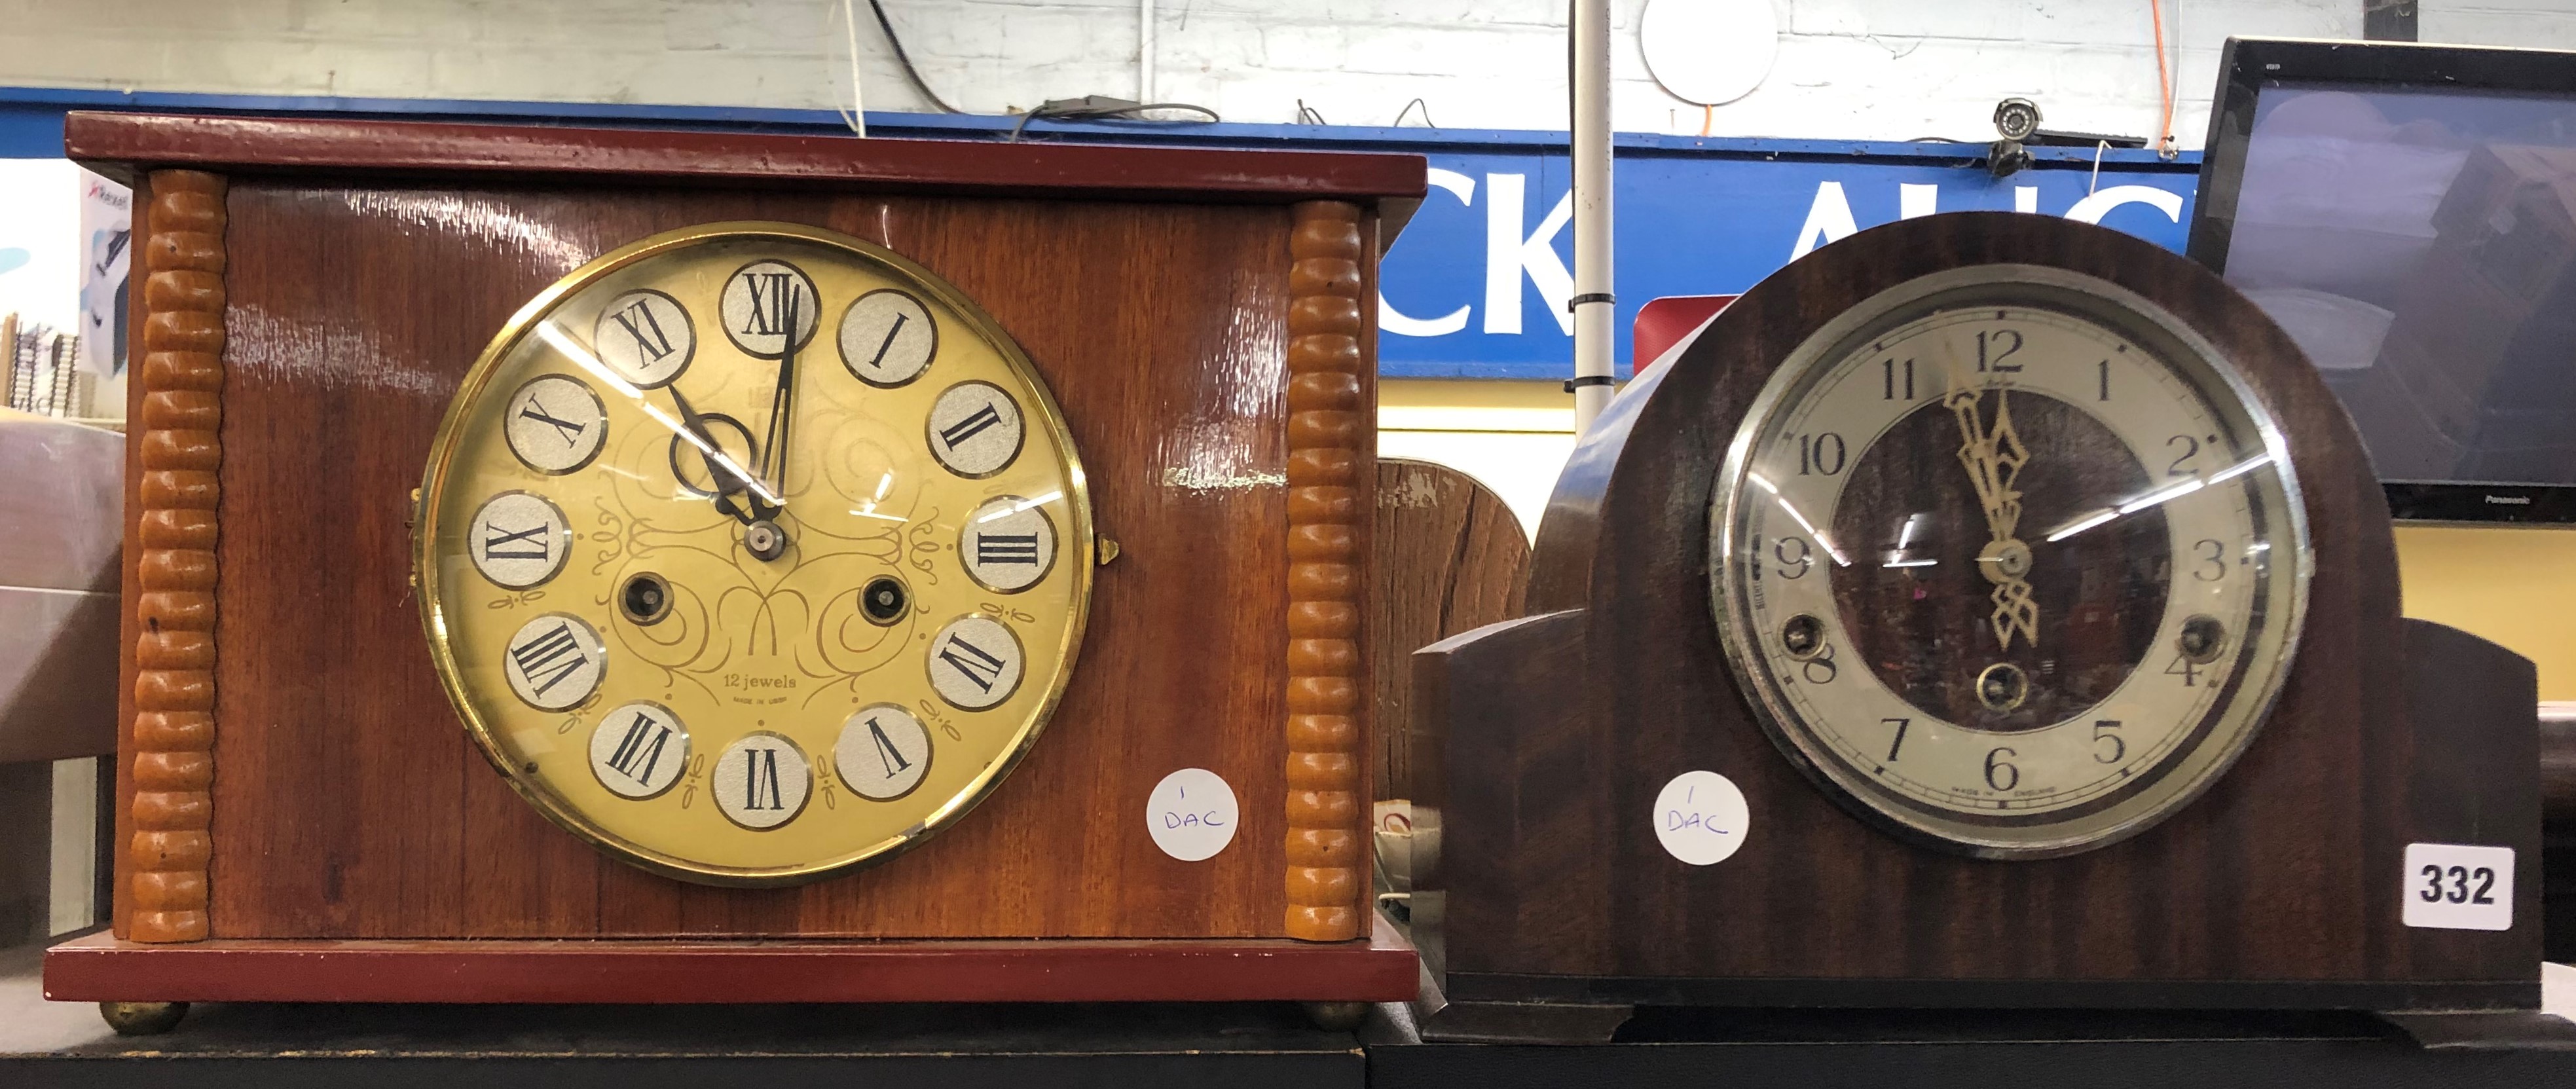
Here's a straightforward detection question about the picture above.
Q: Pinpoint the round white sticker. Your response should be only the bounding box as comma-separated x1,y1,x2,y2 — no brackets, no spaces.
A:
1653,770,1748,866
1147,767,1239,862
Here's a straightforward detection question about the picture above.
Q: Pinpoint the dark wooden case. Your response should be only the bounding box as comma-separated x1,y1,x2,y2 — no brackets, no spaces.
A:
1406,213,2541,1038
46,112,1424,1006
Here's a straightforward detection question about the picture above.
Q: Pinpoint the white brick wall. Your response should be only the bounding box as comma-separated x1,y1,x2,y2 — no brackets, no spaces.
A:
0,1,2566,147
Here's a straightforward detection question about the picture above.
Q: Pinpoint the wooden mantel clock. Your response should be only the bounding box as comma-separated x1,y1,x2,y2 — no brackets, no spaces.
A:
45,111,1424,1031
1405,213,2541,1041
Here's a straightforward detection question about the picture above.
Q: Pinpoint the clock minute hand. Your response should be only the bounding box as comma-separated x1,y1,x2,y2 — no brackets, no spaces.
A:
755,288,800,517
1946,384,2027,540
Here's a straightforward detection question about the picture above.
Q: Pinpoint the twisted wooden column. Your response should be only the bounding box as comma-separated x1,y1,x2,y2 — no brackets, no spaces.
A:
1283,200,1367,942
128,171,226,943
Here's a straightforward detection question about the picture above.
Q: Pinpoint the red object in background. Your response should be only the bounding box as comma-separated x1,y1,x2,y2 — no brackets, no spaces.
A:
1632,294,1737,373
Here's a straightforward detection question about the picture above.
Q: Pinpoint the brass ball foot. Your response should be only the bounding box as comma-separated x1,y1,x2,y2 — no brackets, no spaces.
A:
1302,1000,1369,1031
100,1001,188,1035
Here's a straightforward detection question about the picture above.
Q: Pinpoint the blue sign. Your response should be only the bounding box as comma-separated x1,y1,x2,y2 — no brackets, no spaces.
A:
1376,142,2202,378
0,91,2204,382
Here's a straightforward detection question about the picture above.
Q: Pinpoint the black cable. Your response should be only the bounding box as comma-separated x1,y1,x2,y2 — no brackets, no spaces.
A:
1297,99,1328,125
1008,100,1221,141
1391,97,1437,128
864,0,963,114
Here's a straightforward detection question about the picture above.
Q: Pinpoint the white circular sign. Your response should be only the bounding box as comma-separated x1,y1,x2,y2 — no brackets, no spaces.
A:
1653,770,1749,866
1640,0,1779,107
1147,767,1239,862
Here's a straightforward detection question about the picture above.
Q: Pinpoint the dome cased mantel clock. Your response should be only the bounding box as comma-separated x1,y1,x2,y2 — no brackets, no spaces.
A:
1709,263,2311,858
1402,213,2540,1041
48,112,1424,1029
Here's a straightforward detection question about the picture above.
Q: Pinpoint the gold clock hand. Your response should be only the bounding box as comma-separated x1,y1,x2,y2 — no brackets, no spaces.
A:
1982,390,2030,539
1945,382,2012,536
1991,574,2040,652
756,287,800,517
665,384,761,526
1949,378,2040,652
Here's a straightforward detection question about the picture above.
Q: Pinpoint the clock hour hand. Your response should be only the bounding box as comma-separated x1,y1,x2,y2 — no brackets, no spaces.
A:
664,384,767,525
1946,380,2040,652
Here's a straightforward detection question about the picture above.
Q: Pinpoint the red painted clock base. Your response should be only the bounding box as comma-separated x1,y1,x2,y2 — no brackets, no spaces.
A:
43,915,1419,1005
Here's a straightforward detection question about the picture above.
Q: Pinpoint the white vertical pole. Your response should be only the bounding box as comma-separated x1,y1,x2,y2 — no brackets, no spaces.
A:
840,0,867,136
1570,0,1616,433
1140,0,1157,103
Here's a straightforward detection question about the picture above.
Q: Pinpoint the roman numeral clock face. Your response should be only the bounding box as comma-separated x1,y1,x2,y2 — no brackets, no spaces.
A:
415,223,1092,885
1710,269,2311,858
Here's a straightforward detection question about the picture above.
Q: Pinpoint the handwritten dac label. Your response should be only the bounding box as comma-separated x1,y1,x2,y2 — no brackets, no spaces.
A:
1147,768,1239,862
1654,771,1748,866
2403,842,2514,931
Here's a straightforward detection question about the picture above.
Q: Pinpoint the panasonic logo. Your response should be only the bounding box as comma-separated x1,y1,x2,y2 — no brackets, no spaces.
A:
2485,494,2534,506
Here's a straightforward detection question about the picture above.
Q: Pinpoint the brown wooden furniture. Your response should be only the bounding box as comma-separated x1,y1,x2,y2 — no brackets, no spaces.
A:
1405,213,2541,1041
2541,707,2576,962
1370,458,1528,802
44,111,1424,1024
0,411,122,767
1367,459,1527,929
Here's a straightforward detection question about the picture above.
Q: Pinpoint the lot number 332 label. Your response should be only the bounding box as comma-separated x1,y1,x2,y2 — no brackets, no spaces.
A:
2402,843,2514,932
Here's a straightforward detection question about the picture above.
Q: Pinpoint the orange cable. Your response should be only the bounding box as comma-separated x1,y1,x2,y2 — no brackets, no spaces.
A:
1701,103,1713,137
2150,0,2177,155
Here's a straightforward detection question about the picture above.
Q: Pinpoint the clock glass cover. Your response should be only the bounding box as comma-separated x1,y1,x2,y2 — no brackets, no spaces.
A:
1711,265,2310,858
416,222,1092,885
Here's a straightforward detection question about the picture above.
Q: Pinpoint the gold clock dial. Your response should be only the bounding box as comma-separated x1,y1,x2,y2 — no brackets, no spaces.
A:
416,222,1092,886
1711,266,2310,858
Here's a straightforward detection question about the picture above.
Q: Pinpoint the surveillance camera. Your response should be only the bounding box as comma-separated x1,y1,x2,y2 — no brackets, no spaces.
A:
1993,98,2042,142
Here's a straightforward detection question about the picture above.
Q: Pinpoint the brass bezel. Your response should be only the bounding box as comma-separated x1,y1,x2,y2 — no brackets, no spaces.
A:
414,221,1097,888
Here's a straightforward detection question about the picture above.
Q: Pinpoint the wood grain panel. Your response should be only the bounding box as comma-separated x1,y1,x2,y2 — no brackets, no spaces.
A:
206,183,1307,939
1431,212,2538,1001
124,170,226,944
1371,459,1527,802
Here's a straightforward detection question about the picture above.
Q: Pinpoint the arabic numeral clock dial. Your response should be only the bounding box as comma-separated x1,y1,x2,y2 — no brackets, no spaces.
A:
414,221,1094,886
1710,266,2311,858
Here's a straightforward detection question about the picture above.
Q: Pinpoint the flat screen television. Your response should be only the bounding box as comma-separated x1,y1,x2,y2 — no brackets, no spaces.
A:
2190,37,2576,524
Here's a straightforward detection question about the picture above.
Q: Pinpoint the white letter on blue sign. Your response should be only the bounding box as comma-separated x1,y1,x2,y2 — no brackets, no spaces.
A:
1381,168,1477,337
1900,183,1938,219
1483,173,1575,336
2064,185,2183,226
1790,181,1858,261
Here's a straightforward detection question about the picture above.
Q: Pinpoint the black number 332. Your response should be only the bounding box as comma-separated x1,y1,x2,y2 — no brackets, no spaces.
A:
2418,863,2498,905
